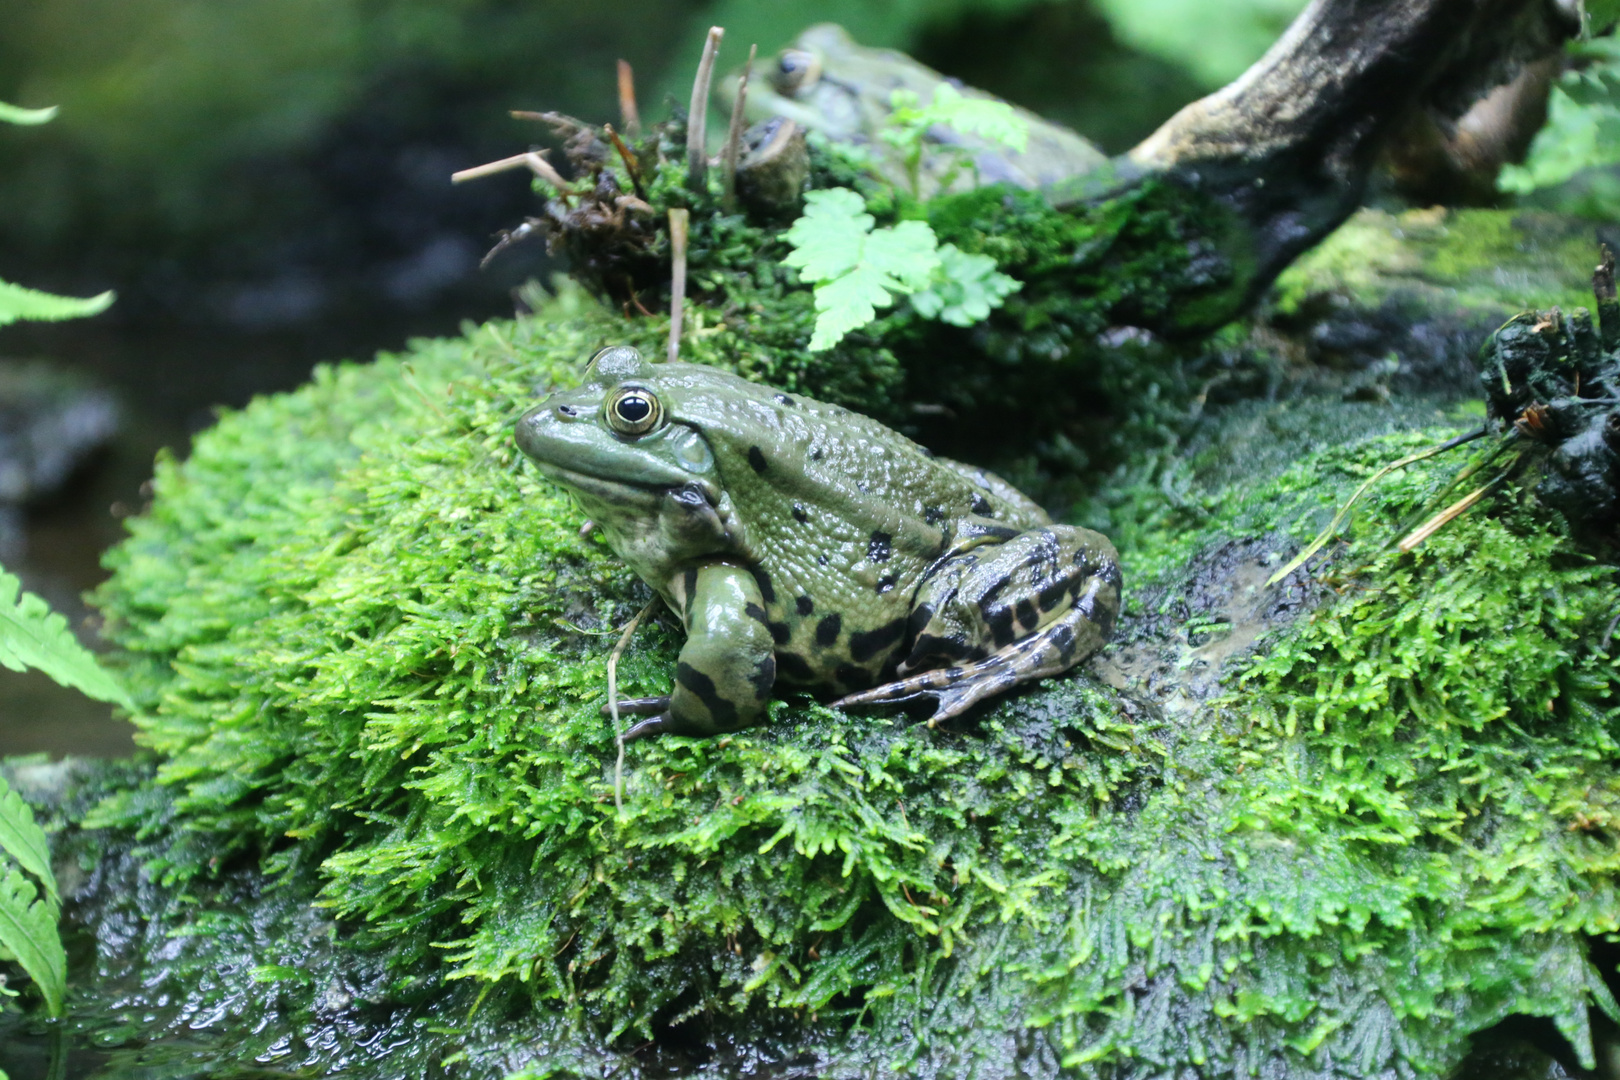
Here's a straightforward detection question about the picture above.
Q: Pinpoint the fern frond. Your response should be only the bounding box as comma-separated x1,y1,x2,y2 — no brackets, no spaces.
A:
0,281,114,328
0,567,134,709
0,859,65,1017
0,776,57,909
0,102,58,126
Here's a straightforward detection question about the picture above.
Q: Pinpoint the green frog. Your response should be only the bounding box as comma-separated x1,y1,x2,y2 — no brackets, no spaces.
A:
735,23,1107,197
515,346,1121,739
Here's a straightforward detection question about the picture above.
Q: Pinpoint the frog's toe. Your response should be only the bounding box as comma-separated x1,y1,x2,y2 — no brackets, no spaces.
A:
622,713,678,741
601,695,670,718
834,667,1011,724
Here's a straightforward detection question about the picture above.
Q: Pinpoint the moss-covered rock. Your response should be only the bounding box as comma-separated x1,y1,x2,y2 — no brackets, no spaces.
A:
1263,206,1613,400
0,245,1597,1076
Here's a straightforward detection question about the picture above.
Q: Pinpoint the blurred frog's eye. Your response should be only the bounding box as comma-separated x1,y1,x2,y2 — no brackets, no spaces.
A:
771,49,821,96
606,386,663,436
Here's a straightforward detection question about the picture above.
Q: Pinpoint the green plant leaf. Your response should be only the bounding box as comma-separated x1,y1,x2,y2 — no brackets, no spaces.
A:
783,189,941,350
0,281,115,328
908,243,1021,326
0,567,134,710
0,776,57,909
0,859,65,1017
0,102,58,126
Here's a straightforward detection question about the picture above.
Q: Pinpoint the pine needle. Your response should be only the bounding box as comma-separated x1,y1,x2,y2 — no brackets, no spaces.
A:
1397,481,1494,552
1266,427,1487,587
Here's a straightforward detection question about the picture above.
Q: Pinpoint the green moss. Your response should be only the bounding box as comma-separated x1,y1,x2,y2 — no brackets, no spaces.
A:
1273,207,1602,319
76,272,1620,1074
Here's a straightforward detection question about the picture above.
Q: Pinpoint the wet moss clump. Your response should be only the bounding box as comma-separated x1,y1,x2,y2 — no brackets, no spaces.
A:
53,259,1620,1075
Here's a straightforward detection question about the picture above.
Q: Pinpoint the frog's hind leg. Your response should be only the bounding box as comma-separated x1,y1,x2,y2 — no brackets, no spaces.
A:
836,525,1121,723
835,597,1111,722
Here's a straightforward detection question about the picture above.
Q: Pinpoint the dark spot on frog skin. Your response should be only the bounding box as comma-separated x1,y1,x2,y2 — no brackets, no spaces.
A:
963,521,1020,543
817,553,829,566
1015,598,1038,630
811,449,823,461
924,506,945,525
676,662,738,726
849,617,907,662
875,575,896,594
795,595,814,616
1051,623,1078,663
767,621,792,645
775,651,816,682
752,568,776,604
748,654,776,700
792,504,809,524
815,613,842,646
972,494,993,515
748,446,768,474
1037,577,1071,612
867,531,892,563
774,393,797,407
985,605,1016,647
744,603,769,624
835,664,874,691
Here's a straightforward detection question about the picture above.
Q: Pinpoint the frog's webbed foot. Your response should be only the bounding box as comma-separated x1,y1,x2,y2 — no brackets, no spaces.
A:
835,601,1111,724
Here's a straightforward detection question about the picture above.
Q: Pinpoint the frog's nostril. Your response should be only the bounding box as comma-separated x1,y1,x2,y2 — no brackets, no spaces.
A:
557,405,578,418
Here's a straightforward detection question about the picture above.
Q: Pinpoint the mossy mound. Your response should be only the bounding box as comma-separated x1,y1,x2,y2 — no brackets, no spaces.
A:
49,269,1620,1076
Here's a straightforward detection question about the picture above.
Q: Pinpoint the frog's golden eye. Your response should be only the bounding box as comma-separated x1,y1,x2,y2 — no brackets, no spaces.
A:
771,49,821,97
606,386,663,436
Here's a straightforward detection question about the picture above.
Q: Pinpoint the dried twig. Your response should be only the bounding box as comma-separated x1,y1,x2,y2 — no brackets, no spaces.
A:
687,26,725,189
617,59,641,140
451,150,571,203
667,209,690,363
603,123,646,200
608,599,656,816
722,44,757,211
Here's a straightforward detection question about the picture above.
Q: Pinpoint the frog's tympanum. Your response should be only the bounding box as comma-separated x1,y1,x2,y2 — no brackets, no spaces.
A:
516,346,1122,740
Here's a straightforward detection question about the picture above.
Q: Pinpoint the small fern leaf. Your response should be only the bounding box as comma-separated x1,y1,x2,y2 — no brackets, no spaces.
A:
0,101,58,126
0,568,133,710
0,859,65,1017
0,280,115,328
0,776,57,910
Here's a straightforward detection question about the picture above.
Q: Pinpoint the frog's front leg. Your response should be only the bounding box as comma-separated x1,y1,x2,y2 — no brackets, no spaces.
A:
836,525,1121,722
611,562,776,741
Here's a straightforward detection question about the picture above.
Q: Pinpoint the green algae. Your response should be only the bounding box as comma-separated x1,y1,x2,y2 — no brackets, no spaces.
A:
53,254,1620,1075
1272,207,1603,321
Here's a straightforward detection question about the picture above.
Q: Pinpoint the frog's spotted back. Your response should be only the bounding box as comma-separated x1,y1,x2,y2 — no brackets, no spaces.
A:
516,346,1121,739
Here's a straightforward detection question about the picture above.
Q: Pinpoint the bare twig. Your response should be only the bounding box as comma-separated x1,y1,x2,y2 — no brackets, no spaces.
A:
451,152,535,184
604,123,646,200
608,600,656,816
687,26,725,189
667,208,690,363
617,59,642,140
451,150,571,204
722,44,757,211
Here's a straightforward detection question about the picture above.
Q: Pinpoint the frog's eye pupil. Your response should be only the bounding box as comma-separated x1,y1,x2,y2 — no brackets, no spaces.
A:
607,388,662,435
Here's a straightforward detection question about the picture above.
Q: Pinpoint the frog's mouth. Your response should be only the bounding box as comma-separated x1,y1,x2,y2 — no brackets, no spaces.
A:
529,462,667,512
